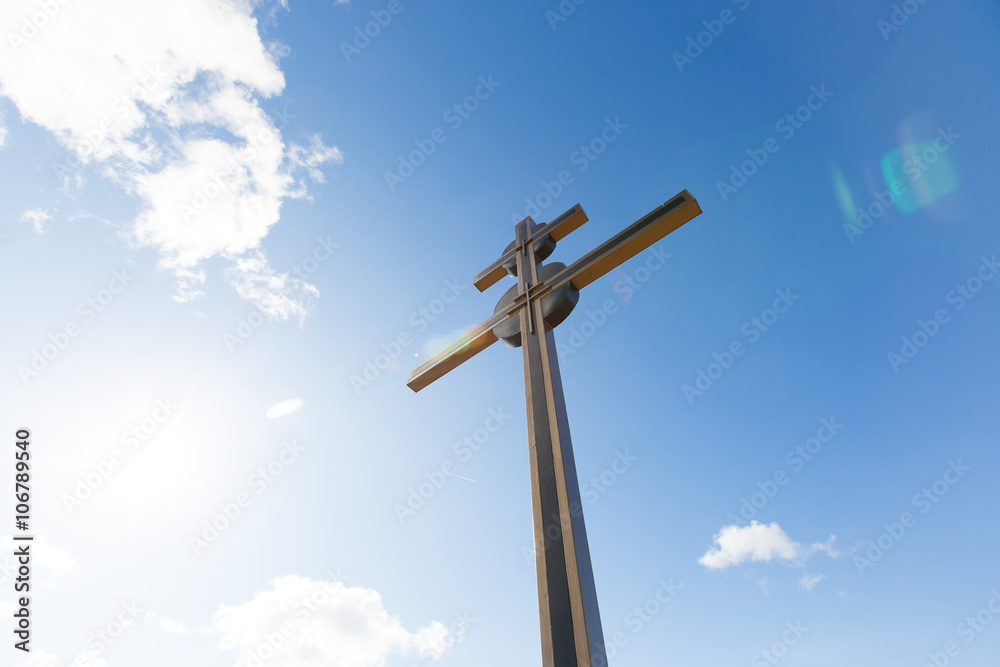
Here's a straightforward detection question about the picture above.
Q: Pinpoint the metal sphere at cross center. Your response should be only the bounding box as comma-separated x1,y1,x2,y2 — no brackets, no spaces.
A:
492,261,580,348
500,220,556,277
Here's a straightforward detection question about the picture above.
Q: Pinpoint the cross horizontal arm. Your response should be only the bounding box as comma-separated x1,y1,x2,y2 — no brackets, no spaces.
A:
407,311,506,392
544,190,701,293
473,204,590,292
408,191,700,392
542,203,591,242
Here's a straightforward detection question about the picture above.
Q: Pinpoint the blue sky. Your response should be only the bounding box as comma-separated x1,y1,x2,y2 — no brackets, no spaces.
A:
1,1,999,665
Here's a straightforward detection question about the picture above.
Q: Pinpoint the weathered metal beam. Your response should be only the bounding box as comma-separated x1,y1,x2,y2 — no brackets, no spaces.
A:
473,204,589,292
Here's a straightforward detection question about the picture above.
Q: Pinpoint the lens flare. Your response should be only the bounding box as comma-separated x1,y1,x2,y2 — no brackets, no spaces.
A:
421,328,474,359
881,115,960,215
830,163,858,225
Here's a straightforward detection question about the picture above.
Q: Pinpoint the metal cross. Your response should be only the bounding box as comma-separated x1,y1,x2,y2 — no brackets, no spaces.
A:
408,190,703,667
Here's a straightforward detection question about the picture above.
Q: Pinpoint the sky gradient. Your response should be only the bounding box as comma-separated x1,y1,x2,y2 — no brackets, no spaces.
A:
1,1,999,666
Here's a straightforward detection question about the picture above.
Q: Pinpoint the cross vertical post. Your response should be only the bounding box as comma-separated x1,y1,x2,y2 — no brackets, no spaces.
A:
514,218,606,665
407,190,703,667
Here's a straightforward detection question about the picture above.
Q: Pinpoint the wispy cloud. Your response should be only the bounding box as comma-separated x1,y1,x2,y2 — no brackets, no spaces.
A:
158,617,192,635
20,208,51,233
0,0,341,320
799,573,826,591
698,521,839,570
11,648,70,667
266,397,303,418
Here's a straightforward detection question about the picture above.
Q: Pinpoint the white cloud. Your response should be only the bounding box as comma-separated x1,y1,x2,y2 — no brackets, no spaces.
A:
698,521,839,570
227,251,319,322
139,609,213,637
799,573,826,591
805,535,840,559
0,0,341,319
212,575,454,667
0,110,7,147
0,535,78,585
28,651,107,667
20,208,51,233
13,650,62,667
159,617,192,635
757,578,770,595
266,397,303,418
